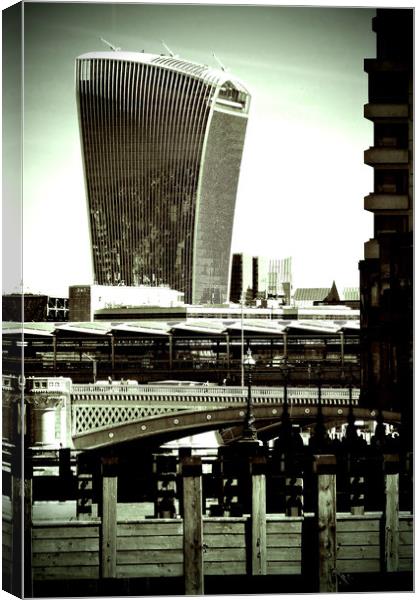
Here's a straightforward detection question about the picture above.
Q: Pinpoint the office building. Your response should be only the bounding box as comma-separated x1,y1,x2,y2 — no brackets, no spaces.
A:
68,284,185,322
76,51,250,304
254,255,292,300
229,253,253,303
2,294,69,322
230,254,292,304
359,10,413,428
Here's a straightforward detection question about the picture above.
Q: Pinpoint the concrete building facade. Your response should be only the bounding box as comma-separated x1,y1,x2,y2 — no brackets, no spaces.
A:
359,9,413,430
76,51,250,304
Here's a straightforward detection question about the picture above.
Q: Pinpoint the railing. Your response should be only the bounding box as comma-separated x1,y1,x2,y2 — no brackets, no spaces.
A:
70,384,360,406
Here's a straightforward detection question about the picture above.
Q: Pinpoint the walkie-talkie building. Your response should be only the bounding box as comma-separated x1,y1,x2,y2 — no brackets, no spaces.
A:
76,51,250,304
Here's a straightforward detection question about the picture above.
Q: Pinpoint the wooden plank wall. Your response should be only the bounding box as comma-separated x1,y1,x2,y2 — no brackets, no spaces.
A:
266,518,302,575
203,518,247,575
399,515,413,572
336,514,381,573
116,520,183,578
31,512,412,581
32,522,100,580
2,516,13,586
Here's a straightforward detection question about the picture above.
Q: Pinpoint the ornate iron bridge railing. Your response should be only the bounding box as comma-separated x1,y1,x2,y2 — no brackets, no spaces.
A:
69,383,360,437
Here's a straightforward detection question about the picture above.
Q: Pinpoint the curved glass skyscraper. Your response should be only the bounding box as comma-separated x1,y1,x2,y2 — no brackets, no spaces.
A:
76,51,250,304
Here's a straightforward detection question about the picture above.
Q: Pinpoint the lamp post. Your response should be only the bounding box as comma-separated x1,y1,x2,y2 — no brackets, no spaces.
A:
313,363,327,449
345,364,358,446
82,353,97,383
241,348,258,442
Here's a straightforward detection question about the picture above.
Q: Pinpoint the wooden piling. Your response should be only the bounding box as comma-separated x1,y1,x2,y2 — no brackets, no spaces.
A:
100,457,118,579
251,456,267,575
314,454,337,593
182,456,204,595
384,454,399,572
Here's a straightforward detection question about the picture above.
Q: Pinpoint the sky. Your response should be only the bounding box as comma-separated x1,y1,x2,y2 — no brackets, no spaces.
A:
3,1,379,297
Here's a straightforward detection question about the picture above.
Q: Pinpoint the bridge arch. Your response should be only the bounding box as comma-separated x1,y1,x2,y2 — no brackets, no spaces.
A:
72,404,401,450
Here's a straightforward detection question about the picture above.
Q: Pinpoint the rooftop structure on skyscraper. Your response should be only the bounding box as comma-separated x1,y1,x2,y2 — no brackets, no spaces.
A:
76,50,250,305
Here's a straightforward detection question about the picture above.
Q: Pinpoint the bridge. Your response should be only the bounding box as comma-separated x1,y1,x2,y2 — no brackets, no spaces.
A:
2,375,400,451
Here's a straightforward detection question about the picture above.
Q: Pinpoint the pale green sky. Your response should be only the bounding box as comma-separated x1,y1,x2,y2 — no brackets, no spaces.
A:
5,2,378,296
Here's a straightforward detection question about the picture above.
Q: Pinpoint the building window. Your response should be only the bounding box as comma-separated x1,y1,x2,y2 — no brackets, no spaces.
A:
374,170,408,194
374,123,408,148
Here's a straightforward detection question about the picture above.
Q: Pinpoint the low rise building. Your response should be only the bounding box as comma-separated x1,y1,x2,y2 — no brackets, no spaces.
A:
69,284,185,321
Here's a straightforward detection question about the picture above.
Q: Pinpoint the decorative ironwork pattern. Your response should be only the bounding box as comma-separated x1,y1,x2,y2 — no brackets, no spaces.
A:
73,403,191,435
71,384,361,436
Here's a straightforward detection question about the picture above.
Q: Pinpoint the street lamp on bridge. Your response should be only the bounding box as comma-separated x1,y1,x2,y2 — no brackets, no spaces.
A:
82,353,97,384
240,348,258,443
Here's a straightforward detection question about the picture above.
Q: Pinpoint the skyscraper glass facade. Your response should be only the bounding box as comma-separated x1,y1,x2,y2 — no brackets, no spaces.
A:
76,52,250,304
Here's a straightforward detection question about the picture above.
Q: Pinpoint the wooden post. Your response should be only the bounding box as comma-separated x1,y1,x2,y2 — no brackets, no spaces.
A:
100,457,118,579
182,456,204,595
314,454,337,593
251,456,267,575
384,454,399,572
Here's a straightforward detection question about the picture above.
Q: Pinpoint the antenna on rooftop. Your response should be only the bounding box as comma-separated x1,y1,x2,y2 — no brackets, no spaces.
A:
100,37,121,51
162,40,176,57
213,52,227,72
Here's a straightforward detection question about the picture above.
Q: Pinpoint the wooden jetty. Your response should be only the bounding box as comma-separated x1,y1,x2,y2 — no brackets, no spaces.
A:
2,450,413,596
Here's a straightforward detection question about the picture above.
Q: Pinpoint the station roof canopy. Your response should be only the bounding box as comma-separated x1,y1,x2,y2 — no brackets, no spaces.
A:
110,321,172,336
284,320,342,334
339,320,360,331
226,319,288,335
2,322,55,336
171,320,227,335
55,322,112,336
3,319,360,338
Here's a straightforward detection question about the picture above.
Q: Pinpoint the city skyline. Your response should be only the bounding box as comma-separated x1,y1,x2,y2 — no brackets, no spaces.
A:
4,3,378,298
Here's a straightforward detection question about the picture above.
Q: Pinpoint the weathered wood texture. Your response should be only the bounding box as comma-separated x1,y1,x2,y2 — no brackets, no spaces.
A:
29,513,413,581
203,518,247,575
336,515,380,573
116,520,183,578
315,456,337,593
182,458,204,594
2,516,13,588
398,515,413,572
385,472,399,572
32,522,100,580
100,469,118,578
251,472,267,575
266,518,302,575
